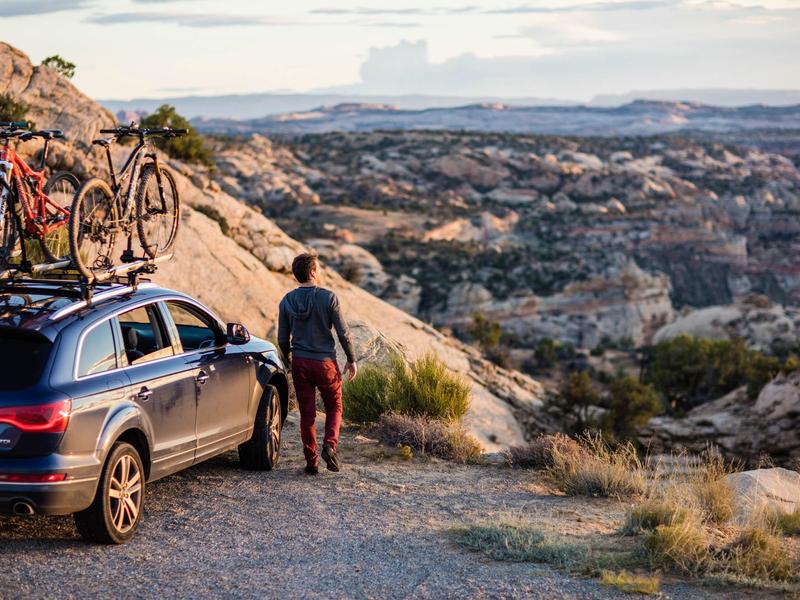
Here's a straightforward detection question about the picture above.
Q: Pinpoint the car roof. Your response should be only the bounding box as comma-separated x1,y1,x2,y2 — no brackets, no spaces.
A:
0,279,195,341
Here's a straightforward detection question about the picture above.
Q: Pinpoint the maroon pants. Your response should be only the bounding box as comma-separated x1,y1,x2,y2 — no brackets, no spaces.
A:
291,357,343,467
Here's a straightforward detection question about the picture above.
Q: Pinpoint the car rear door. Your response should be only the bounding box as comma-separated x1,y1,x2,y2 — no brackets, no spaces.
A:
159,300,251,463
113,303,198,480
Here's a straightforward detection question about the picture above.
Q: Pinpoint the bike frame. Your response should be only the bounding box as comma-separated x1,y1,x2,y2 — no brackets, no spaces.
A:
99,135,163,219
0,137,68,238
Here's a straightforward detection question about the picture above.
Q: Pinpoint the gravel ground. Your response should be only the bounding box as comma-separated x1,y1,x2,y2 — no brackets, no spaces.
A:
0,415,753,599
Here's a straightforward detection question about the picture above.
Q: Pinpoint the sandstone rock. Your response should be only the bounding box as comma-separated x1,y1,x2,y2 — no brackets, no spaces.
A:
725,468,800,522
432,154,509,189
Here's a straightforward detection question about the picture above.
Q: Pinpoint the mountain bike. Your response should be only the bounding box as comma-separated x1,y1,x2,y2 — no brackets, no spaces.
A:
0,122,79,267
68,125,186,280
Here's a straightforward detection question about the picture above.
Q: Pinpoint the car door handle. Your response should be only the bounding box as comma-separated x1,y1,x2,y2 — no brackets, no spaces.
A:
136,387,153,401
196,370,209,385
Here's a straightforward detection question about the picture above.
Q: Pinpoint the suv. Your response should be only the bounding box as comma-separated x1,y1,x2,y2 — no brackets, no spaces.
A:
0,279,287,543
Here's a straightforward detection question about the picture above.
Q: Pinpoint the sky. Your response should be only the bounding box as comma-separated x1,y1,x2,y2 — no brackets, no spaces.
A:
1,0,799,101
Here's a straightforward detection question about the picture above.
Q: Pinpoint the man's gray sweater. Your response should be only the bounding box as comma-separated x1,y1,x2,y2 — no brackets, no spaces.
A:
277,286,356,364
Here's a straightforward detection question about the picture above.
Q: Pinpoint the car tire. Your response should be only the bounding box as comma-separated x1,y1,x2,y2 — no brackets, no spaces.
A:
238,384,282,471
74,442,145,544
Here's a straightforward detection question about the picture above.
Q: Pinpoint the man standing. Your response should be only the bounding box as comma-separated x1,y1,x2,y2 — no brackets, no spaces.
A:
278,253,358,475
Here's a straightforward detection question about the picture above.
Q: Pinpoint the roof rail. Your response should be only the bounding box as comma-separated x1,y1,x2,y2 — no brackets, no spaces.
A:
49,282,158,321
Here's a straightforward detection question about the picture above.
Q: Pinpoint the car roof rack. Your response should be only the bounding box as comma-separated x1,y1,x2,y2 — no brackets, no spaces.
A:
0,254,172,309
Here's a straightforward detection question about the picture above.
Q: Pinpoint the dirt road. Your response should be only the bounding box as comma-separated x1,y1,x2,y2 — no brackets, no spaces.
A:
0,415,725,599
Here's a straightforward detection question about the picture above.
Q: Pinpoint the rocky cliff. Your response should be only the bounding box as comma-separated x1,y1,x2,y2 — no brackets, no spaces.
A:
0,42,550,451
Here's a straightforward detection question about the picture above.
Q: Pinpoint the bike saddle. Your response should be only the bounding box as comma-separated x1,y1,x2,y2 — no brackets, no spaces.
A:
92,137,116,147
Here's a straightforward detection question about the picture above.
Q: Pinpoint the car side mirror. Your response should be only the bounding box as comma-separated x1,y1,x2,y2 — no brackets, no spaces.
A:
227,323,251,345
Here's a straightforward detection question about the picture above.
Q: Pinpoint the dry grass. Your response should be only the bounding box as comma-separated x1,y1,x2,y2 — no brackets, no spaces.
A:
504,433,585,470
644,521,710,574
624,499,692,534
374,412,483,463
725,528,795,582
546,433,647,499
600,570,661,595
778,510,800,535
691,454,735,525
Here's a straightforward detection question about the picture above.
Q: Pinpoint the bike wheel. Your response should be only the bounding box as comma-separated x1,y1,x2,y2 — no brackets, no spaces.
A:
40,171,79,262
135,164,180,258
0,185,19,269
68,178,119,280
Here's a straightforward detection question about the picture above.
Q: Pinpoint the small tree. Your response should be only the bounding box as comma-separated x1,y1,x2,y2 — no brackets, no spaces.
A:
0,93,30,123
602,376,663,443
534,337,559,369
468,313,502,350
41,55,76,79
140,104,212,166
547,371,601,434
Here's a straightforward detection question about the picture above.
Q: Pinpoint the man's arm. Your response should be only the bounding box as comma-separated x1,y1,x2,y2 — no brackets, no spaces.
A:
277,299,291,365
330,293,358,380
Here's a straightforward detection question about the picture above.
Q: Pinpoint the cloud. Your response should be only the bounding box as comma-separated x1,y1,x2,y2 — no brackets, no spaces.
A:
0,0,91,17
85,12,295,27
310,6,480,16
487,0,681,14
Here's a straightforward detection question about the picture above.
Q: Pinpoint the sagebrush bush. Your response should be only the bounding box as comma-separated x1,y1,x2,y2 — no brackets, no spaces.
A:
343,354,470,423
546,433,647,498
777,510,800,535
505,433,585,470
374,412,482,463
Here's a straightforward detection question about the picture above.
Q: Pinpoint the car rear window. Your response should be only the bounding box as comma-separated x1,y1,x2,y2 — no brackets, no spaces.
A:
0,329,52,390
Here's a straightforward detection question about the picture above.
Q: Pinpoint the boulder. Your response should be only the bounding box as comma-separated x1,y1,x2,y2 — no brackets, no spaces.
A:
725,468,800,522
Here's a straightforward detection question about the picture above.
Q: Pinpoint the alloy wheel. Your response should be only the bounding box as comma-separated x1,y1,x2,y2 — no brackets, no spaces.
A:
107,454,142,534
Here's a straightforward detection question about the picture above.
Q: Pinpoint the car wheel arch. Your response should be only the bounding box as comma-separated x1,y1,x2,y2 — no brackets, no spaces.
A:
96,406,154,479
268,372,289,423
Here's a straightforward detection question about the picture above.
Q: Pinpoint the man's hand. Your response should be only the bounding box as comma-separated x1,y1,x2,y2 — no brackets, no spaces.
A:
344,361,358,382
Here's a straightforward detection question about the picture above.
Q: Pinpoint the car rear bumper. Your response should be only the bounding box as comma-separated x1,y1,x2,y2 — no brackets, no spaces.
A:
0,453,101,515
0,476,97,515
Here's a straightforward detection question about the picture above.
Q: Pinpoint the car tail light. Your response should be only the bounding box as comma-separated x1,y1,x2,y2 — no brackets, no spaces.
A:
0,473,67,483
0,399,71,433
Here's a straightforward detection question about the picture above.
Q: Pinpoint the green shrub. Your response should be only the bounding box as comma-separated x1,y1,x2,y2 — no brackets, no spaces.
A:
41,55,76,79
0,93,30,124
468,313,502,349
140,104,212,165
534,337,559,369
777,511,800,535
644,335,781,412
342,354,470,423
342,364,392,423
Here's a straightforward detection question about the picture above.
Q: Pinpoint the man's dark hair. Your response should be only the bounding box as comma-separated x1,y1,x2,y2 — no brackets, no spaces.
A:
292,253,319,283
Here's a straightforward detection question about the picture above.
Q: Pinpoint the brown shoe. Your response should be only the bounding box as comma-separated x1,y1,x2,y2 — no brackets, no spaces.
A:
322,444,340,472
304,465,319,475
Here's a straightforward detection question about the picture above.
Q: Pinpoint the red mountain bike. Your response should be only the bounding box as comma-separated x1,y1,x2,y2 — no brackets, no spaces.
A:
0,123,79,267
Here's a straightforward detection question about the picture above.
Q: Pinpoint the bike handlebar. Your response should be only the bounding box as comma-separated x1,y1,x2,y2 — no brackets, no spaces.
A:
99,126,188,139
20,130,64,141
0,121,30,129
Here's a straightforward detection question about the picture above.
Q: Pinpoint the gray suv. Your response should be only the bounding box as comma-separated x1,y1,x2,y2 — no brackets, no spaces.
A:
0,279,287,543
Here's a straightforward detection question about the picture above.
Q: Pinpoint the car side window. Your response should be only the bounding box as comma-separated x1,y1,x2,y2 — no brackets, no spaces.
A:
165,301,220,352
117,304,174,365
78,320,118,377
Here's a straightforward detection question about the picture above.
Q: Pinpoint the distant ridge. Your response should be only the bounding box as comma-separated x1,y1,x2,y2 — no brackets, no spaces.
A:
100,89,800,121
189,100,800,137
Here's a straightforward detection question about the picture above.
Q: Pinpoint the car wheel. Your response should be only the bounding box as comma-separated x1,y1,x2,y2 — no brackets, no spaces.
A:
238,384,282,471
74,442,145,544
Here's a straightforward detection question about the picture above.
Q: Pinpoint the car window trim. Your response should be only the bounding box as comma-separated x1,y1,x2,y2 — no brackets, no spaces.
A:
74,319,119,379
73,296,229,381
159,300,224,354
